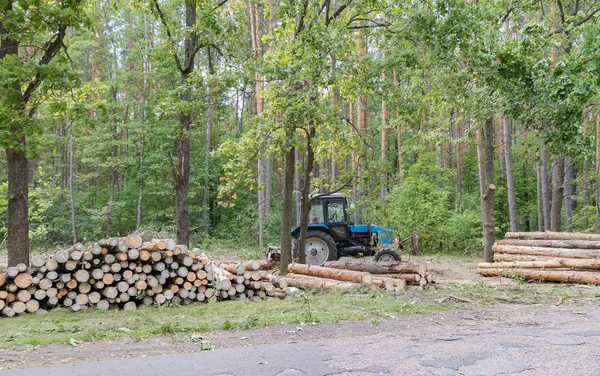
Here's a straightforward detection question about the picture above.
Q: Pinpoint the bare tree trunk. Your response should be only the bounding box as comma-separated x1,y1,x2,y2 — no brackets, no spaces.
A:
2,5,29,267
67,120,77,243
106,121,118,238
457,113,465,211
536,154,544,231
582,113,589,229
550,158,565,232
250,1,265,247
356,32,367,223
497,117,505,176
295,147,301,225
175,70,192,246
202,47,215,229
280,135,295,275
596,115,600,232
503,117,518,231
297,127,316,265
482,118,495,262
564,157,574,232
541,147,551,231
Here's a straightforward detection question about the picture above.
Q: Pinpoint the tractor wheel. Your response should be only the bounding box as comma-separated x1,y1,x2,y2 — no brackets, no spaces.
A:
374,248,401,262
295,231,338,266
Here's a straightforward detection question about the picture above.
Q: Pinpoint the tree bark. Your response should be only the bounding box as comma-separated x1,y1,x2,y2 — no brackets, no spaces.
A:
482,118,495,262
550,157,565,232
492,244,600,259
564,157,574,232
280,139,295,275
2,1,29,267
582,112,589,229
596,115,600,231
295,147,301,224
456,113,465,210
68,120,77,244
297,126,316,264
380,42,387,199
202,47,215,229
536,153,544,231
503,117,518,231
541,147,551,231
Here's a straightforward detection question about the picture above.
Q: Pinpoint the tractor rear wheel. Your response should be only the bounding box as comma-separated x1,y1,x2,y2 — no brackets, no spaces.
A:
374,248,401,262
294,231,338,266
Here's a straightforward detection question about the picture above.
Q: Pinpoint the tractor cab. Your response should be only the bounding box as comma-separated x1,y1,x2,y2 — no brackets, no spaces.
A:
291,193,400,265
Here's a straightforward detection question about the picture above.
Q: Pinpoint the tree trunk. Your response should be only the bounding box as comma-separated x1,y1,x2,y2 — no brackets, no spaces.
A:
457,113,465,211
482,118,495,263
536,153,544,231
541,147,551,231
202,47,215,229
279,138,295,276
380,44,387,199
68,120,77,244
297,127,316,265
550,157,565,232
503,117,518,231
295,147,301,224
582,113,589,229
596,115,600,231
106,127,117,238
564,157,574,232
2,4,29,267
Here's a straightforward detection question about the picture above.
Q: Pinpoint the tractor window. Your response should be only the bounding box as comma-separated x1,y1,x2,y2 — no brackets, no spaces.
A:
326,201,344,223
309,202,324,224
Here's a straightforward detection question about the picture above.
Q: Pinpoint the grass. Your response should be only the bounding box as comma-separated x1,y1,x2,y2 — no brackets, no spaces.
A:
0,289,451,349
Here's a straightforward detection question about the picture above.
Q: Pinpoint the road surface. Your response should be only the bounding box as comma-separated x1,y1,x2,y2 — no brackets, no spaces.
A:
1,302,600,375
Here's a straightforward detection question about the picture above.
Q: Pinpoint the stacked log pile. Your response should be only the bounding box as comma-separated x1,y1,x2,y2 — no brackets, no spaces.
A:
477,231,600,285
280,260,431,292
0,236,284,317
212,260,287,301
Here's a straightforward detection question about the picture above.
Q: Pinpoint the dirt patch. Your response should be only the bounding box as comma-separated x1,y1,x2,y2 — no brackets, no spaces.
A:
418,255,519,286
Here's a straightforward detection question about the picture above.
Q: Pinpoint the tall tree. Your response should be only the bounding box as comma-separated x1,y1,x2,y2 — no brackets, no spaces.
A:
0,0,85,266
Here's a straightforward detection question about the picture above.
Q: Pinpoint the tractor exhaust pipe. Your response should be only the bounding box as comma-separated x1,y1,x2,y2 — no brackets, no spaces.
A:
339,245,365,254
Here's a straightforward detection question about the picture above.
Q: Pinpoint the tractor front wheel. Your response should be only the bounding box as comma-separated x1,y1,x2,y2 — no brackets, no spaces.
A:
374,248,402,262
294,231,338,266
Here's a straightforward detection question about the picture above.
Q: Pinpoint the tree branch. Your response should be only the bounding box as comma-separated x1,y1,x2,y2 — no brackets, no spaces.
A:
549,6,600,36
151,0,184,73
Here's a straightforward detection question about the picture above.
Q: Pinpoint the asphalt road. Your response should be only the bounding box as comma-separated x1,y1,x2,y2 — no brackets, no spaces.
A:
2,303,600,376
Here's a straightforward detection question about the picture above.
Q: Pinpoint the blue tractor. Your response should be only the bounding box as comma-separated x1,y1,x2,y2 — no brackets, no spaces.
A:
291,193,402,265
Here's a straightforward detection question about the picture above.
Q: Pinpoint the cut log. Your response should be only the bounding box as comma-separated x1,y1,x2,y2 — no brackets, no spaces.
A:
0,273,5,288
70,250,83,261
74,270,90,283
288,263,373,284
323,260,426,277
54,251,69,264
75,294,89,306
11,301,26,314
126,234,143,249
17,290,31,303
45,258,58,271
372,273,421,283
492,244,600,259
476,267,600,285
497,239,600,249
14,273,32,289
6,267,19,278
128,248,140,260
32,255,46,268
97,300,110,310
281,274,362,289
25,300,39,313
479,258,600,270
493,253,555,262
505,231,600,241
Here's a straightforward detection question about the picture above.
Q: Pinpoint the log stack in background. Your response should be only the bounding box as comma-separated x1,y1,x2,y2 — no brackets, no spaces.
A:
477,231,600,285
0,235,285,317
